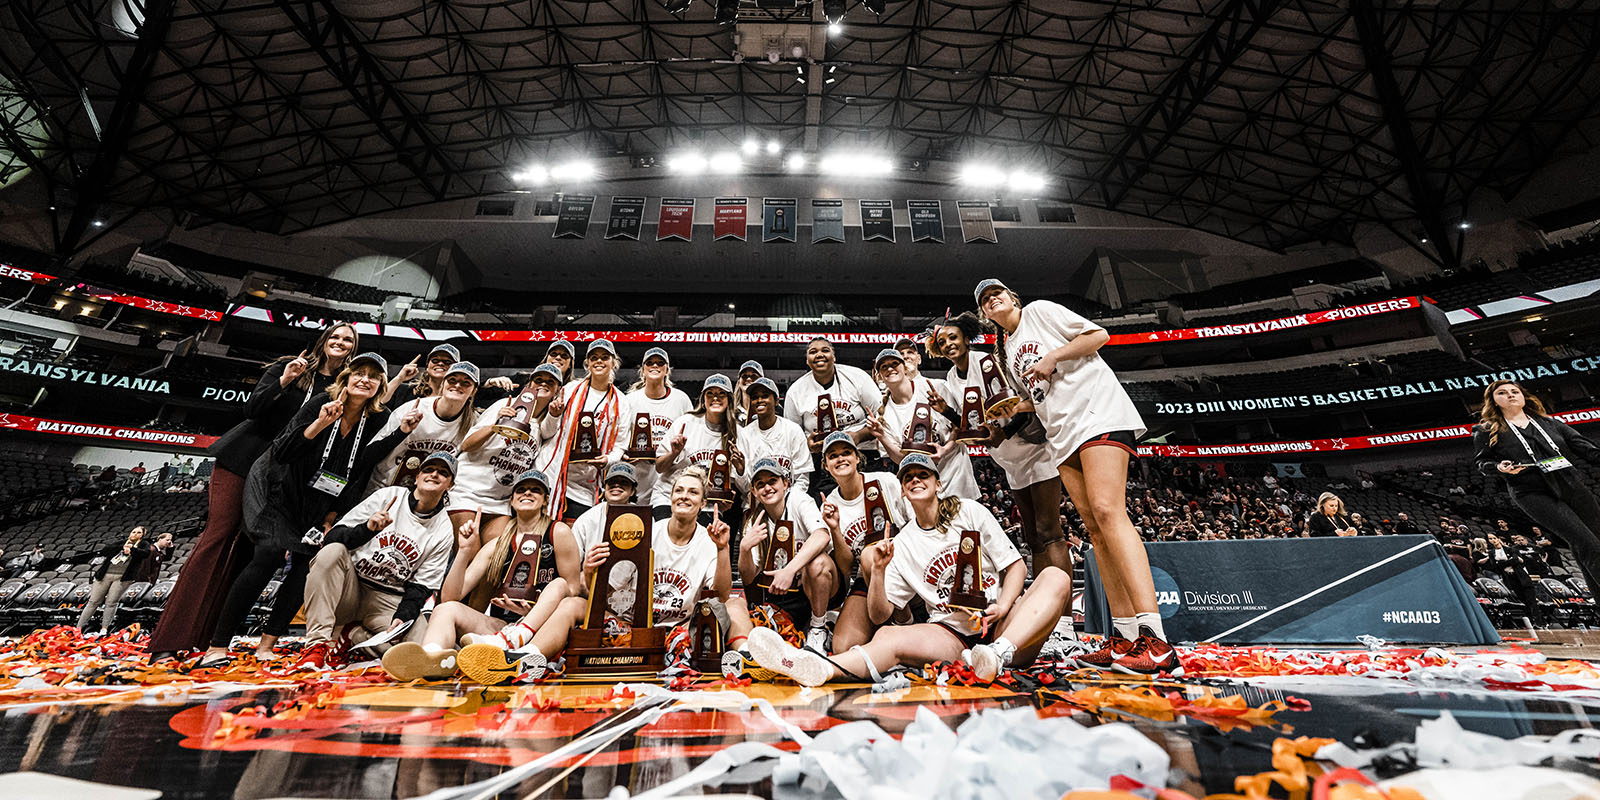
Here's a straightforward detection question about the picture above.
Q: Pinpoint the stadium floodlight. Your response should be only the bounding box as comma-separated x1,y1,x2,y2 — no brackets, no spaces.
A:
1007,171,1046,192
550,161,595,181
709,151,743,173
1458,221,1471,229
513,165,550,184
786,153,807,171
819,152,894,176
667,153,708,174
957,163,1007,187
743,138,759,154
766,139,781,155
828,21,843,36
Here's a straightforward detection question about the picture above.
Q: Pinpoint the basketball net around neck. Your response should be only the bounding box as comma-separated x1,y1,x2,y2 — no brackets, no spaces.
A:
548,379,620,519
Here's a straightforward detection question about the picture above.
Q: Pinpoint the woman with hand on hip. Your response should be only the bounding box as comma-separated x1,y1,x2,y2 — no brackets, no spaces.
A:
977,278,1176,677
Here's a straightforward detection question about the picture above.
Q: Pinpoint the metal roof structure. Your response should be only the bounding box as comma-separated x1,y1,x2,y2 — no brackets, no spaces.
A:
3,1,1600,265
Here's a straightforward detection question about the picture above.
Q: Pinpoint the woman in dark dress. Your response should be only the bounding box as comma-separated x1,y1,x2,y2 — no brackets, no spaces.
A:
147,323,358,659
196,352,405,667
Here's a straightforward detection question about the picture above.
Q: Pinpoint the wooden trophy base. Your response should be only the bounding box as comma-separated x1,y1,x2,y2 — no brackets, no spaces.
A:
565,627,669,676
983,394,1021,419
622,448,657,462
705,488,737,509
953,428,990,443
948,595,989,617
901,442,938,455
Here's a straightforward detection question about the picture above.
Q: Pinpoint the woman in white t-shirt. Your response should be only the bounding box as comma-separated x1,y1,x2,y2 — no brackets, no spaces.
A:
866,347,978,498
454,469,736,684
537,340,626,522
733,359,764,426
738,456,837,652
449,363,564,530
367,361,481,493
932,312,1071,579
978,278,1176,676
737,377,812,496
818,431,907,653
620,347,694,502
783,337,884,496
746,453,1071,686
656,374,742,520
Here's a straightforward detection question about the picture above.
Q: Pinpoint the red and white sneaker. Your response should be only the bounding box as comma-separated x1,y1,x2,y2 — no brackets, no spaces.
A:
1071,632,1134,670
1111,627,1184,677
289,641,344,672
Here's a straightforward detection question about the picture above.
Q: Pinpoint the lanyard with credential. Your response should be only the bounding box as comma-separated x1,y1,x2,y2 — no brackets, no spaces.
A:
1506,417,1561,461
316,413,366,478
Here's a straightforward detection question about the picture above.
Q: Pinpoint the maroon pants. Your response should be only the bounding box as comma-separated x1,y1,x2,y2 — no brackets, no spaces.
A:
147,466,249,653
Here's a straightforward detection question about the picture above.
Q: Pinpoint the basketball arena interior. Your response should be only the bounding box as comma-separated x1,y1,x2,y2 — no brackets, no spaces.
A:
1,2,1600,799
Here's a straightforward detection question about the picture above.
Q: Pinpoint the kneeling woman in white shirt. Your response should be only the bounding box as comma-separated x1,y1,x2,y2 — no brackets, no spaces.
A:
747,453,1071,686
454,468,734,684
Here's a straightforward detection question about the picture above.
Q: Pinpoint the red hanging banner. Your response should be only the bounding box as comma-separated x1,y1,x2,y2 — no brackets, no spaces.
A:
656,198,695,242
713,197,748,241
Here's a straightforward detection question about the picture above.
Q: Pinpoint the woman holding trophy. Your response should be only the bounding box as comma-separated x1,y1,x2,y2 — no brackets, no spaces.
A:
448,363,565,543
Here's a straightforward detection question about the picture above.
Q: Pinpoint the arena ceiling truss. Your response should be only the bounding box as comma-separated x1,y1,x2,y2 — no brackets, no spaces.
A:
3,0,1600,267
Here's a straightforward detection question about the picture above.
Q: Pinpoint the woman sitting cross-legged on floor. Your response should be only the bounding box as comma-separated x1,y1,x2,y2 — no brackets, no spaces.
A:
747,452,1072,686
453,468,743,684
381,468,581,680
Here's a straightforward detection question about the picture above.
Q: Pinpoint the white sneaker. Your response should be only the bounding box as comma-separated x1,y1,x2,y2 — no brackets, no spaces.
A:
747,627,833,687
804,625,831,654
964,644,1002,682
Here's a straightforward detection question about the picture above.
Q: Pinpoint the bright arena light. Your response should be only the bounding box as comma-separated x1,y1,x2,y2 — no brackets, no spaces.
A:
766,139,781,155
667,153,708,174
742,138,759,154
786,153,808,171
550,160,595,181
819,152,893,176
957,164,1007,187
512,165,549,184
709,151,744,173
828,22,843,36
1008,170,1047,192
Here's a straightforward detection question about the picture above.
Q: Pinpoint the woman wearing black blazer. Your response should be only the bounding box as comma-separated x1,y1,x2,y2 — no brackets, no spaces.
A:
148,324,358,659
1473,379,1600,606
1306,492,1356,537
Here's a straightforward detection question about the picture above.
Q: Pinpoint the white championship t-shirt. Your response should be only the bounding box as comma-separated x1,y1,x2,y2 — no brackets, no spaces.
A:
334,486,457,592
655,413,736,506
1002,300,1145,461
598,519,720,628
878,382,978,498
823,471,908,565
947,351,1056,489
617,386,693,500
449,396,543,515
737,415,813,494
783,364,883,453
537,379,625,509
881,498,1022,630
366,397,471,492
743,489,829,575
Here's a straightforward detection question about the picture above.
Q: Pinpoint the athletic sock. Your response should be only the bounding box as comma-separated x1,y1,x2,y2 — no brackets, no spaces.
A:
991,637,1017,666
1051,615,1077,639
809,614,828,629
493,621,535,649
1112,616,1139,640
1133,612,1165,641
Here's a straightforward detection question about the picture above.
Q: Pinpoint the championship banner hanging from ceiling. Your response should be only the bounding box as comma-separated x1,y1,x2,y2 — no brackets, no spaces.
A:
605,196,645,240
859,199,895,242
713,197,748,241
811,199,845,243
553,194,595,239
907,200,944,243
763,198,796,243
958,201,998,243
656,198,695,241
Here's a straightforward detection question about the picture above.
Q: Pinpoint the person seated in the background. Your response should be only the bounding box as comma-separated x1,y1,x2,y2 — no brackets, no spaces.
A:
1392,512,1421,536
289,451,463,671
1349,513,1380,536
